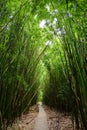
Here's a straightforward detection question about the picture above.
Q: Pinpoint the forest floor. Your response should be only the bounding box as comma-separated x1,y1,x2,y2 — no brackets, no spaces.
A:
7,104,74,130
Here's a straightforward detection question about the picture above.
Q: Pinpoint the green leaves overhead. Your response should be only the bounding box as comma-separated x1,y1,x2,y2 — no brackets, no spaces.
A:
0,0,87,129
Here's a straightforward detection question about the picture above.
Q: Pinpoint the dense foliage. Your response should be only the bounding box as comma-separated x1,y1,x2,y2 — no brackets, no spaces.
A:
0,0,87,130
43,43,73,112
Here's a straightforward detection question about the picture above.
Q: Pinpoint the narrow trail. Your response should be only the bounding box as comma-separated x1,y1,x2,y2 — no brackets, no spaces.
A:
7,104,73,130
33,103,49,130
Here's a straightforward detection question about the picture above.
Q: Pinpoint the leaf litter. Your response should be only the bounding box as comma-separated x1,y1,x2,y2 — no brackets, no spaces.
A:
7,104,74,130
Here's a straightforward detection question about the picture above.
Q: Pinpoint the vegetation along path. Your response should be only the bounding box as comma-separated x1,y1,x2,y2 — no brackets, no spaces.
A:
33,102,49,130
0,0,87,130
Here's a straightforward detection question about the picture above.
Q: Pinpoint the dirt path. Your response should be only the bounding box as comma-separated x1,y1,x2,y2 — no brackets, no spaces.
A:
33,103,49,130
7,104,73,130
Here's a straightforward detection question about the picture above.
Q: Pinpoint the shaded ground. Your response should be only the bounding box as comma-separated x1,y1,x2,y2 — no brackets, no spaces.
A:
7,104,73,130
44,105,73,130
7,105,38,130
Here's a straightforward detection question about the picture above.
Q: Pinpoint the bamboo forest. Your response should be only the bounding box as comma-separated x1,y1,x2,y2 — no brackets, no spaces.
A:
0,0,87,130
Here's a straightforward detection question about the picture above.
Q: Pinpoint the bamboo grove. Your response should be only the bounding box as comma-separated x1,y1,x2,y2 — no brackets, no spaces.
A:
0,0,87,130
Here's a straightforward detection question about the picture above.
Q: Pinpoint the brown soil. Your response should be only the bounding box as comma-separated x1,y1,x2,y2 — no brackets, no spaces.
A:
7,104,74,130
44,105,73,130
7,105,38,130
